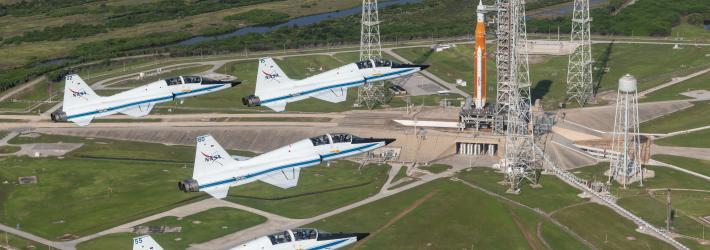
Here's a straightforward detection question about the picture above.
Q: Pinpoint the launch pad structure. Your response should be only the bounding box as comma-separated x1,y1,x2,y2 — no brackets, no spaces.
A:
457,0,538,193
356,0,387,109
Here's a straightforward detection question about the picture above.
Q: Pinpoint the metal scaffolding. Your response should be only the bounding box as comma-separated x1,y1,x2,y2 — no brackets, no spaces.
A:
356,0,386,109
566,0,594,106
494,0,537,193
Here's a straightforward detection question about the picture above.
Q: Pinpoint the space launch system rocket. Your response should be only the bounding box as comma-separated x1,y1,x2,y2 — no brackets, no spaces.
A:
474,0,487,109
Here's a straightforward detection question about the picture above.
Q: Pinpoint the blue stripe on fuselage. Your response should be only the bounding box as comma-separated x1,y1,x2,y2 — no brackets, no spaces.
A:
260,68,414,105
67,84,224,120
198,143,379,190
308,239,349,250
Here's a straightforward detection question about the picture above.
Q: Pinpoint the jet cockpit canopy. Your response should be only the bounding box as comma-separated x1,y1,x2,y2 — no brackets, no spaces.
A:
355,58,399,69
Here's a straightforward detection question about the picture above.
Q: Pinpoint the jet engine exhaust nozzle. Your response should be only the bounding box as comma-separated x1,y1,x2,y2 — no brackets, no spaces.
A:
178,179,199,193
242,95,261,107
50,110,67,122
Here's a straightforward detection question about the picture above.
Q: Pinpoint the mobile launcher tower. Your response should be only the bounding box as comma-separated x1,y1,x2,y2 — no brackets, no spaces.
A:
608,74,644,188
459,1,497,131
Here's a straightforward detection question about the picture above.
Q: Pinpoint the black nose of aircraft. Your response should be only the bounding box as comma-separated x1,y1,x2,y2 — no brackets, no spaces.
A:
384,138,395,145
419,65,430,70
355,233,370,241
230,81,242,87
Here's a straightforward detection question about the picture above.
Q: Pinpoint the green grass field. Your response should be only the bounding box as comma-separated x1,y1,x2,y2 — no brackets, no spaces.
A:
652,155,710,177
671,21,710,41
419,163,451,174
227,162,389,219
643,71,710,102
457,168,583,213
640,101,710,133
392,43,710,110
574,164,708,197
0,156,206,239
552,203,674,249
572,163,709,243
309,178,620,249
618,193,708,239
0,78,62,111
0,145,21,154
0,133,262,239
653,129,710,148
76,207,266,250
0,232,50,250
391,166,408,183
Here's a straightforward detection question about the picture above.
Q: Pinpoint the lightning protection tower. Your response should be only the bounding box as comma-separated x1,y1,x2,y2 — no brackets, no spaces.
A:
357,0,386,109
566,0,594,106
608,74,643,188
494,0,538,193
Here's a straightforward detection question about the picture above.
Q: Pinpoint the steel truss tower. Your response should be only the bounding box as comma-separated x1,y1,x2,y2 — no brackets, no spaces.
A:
608,74,643,188
494,0,538,193
566,0,594,106
357,0,386,109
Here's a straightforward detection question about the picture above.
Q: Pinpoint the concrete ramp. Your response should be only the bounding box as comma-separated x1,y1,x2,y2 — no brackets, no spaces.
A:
542,135,598,170
564,101,692,132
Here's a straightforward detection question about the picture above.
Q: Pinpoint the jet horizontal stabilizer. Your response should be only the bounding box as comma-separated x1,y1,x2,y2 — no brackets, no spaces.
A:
312,87,348,103
260,167,301,189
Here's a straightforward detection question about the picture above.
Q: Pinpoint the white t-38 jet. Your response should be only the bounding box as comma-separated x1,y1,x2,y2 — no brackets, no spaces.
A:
241,57,428,112
233,228,369,250
132,228,367,250
51,74,239,126
178,133,395,199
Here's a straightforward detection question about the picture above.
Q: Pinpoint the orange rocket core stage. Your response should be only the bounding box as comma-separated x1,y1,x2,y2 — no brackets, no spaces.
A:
474,13,487,109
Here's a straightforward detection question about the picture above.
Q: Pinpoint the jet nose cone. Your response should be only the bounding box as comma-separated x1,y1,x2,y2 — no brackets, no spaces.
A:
419,65,430,71
230,81,242,87
384,138,396,146
355,233,370,241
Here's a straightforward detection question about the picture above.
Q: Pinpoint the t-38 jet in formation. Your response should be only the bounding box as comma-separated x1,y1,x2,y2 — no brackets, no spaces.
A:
234,228,369,250
242,57,428,112
51,74,239,126
178,133,394,199
133,228,367,250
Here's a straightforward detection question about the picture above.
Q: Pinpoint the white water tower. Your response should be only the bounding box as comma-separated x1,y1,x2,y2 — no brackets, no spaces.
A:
608,74,643,188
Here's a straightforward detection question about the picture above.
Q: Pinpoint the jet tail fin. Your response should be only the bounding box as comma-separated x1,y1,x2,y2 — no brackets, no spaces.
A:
133,235,163,250
255,57,294,97
193,135,238,180
63,74,100,109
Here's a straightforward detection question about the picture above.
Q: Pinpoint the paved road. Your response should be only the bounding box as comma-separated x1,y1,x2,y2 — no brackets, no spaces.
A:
651,145,710,162
0,224,73,250
66,198,297,248
647,159,710,182
0,76,47,103
190,162,476,250
640,67,710,97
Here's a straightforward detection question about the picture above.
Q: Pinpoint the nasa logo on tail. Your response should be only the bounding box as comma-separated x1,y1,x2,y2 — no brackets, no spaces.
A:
200,152,222,165
70,88,89,99
263,71,280,80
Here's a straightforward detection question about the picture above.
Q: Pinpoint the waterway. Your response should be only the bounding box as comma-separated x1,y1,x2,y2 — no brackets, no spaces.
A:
177,0,423,46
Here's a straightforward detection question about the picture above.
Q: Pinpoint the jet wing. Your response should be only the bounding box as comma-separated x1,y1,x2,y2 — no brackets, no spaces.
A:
312,87,348,103
70,116,94,126
204,186,230,199
231,155,251,161
260,167,301,189
120,103,155,117
264,102,287,112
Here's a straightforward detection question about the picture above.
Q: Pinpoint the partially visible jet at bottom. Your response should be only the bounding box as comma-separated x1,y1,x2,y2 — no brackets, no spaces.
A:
233,228,369,250
133,235,163,250
132,228,368,250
